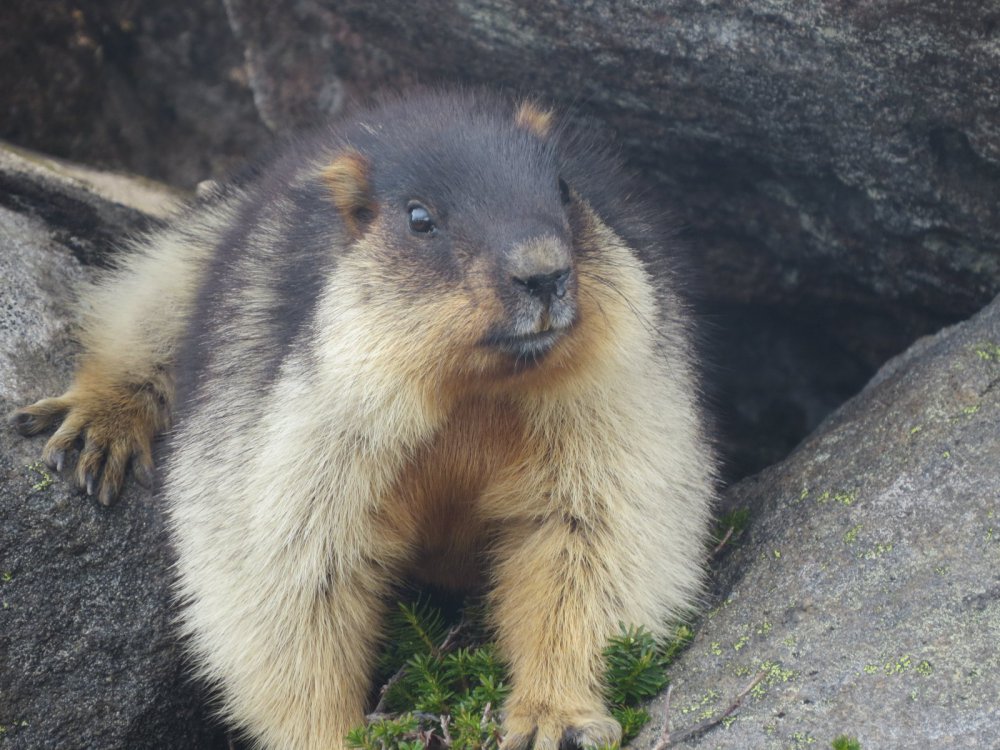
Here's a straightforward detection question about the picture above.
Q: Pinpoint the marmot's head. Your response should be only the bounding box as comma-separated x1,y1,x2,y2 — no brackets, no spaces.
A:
312,90,652,395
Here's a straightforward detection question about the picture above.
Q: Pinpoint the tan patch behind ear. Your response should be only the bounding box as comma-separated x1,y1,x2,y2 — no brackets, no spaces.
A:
320,149,373,236
514,100,555,139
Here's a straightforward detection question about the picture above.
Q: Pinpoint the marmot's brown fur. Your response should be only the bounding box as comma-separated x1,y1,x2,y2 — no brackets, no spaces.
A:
13,90,715,750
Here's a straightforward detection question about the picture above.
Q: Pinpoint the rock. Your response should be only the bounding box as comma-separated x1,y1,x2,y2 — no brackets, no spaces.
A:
0,141,183,267
0,0,271,188
632,293,1000,748
221,0,408,134
0,150,222,748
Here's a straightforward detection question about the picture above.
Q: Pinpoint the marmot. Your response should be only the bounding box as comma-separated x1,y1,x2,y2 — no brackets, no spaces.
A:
12,89,715,750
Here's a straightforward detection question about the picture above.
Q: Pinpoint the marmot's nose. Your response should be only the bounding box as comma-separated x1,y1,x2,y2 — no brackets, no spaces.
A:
512,268,572,301
507,235,572,303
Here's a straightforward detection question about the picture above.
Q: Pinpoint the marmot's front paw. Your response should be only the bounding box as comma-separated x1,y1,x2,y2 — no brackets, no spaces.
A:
11,383,163,505
501,707,621,750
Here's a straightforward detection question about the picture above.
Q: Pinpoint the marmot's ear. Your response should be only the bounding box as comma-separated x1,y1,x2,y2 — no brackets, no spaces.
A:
514,100,555,139
321,149,374,237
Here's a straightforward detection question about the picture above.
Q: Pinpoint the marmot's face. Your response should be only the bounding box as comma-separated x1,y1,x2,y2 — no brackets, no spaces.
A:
320,96,602,388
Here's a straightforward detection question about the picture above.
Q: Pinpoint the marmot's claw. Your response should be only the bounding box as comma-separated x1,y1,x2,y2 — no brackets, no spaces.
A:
10,411,36,436
46,448,66,473
16,385,163,505
10,397,70,437
133,459,155,490
502,710,621,750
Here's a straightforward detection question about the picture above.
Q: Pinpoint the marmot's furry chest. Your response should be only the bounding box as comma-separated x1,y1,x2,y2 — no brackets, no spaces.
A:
385,396,526,590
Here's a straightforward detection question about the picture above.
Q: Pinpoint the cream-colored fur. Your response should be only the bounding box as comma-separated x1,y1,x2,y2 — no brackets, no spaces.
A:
167,199,711,750
14,106,714,750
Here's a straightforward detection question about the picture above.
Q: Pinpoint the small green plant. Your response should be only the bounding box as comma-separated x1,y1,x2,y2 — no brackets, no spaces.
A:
348,600,690,749
711,507,750,554
604,626,669,705
604,624,694,743
349,598,507,750
831,736,861,750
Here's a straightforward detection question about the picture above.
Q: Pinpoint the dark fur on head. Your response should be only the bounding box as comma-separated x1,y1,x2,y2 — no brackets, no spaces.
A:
176,88,686,413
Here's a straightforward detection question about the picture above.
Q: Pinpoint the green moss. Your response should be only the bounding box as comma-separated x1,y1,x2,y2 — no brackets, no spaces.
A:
861,542,893,560
883,655,914,675
706,596,734,619
916,660,933,676
751,660,796,698
679,689,720,716
27,461,53,491
971,343,1000,361
833,491,856,506
843,524,862,544
815,489,856,506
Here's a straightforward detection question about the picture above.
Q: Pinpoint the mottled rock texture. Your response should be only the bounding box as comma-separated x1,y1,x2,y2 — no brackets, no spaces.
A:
633,293,1000,748
0,0,269,188
0,147,222,748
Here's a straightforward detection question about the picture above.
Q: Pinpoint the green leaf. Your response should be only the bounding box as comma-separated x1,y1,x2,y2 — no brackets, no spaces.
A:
603,625,669,706
612,705,652,744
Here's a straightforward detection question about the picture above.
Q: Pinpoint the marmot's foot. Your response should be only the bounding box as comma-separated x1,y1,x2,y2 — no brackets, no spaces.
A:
501,707,621,750
11,381,162,505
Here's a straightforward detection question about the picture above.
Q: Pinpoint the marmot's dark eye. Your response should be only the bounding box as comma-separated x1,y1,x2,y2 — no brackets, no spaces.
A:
558,177,571,205
408,203,436,234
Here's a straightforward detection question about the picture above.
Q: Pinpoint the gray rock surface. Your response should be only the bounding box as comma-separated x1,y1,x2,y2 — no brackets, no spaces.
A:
633,294,1000,748
0,150,221,748
0,0,272,189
